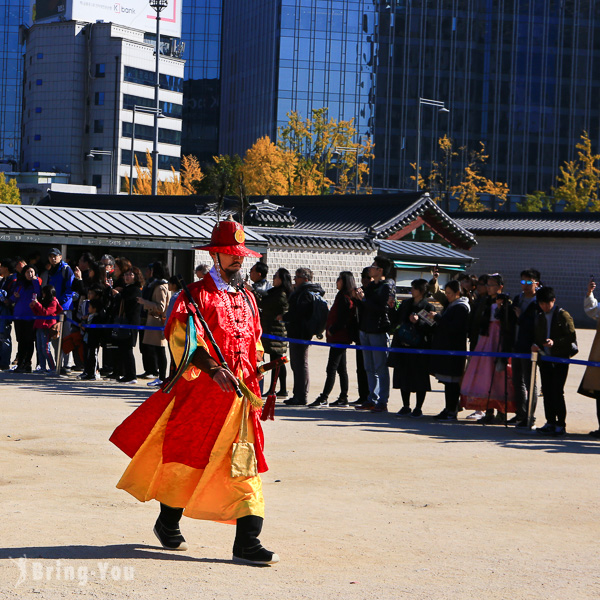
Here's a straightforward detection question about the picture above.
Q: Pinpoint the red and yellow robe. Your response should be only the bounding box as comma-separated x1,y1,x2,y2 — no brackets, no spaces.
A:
109,274,267,523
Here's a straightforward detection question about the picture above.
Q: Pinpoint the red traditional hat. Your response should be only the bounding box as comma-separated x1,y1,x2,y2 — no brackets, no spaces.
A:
194,216,262,257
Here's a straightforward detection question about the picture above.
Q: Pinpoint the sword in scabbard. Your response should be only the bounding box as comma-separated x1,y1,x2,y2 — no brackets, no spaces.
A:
177,274,243,398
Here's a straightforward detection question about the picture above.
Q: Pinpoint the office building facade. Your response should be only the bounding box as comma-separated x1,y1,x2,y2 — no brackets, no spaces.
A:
373,0,600,197
0,1,29,169
22,21,183,194
219,0,376,158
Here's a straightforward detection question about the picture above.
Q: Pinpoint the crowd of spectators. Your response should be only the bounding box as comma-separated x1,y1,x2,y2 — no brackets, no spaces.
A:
1,249,599,439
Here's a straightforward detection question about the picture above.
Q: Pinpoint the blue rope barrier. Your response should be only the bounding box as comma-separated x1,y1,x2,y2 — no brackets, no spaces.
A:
0,315,163,331
260,333,600,368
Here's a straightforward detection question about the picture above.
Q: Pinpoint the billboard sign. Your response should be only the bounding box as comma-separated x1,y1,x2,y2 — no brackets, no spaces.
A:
31,0,182,38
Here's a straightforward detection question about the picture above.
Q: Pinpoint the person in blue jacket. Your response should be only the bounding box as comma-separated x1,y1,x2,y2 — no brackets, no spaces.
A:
47,248,74,311
10,265,41,372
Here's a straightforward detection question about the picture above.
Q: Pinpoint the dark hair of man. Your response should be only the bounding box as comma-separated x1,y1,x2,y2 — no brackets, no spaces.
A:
0,258,16,273
361,267,371,278
101,254,115,266
457,273,471,282
445,280,461,294
151,261,170,281
275,268,293,296
488,273,504,287
295,267,313,282
521,268,541,281
168,275,182,290
478,274,488,285
41,285,56,307
253,262,269,278
338,271,357,296
411,278,429,296
195,264,209,274
373,256,392,277
88,298,104,312
80,252,95,266
536,286,556,303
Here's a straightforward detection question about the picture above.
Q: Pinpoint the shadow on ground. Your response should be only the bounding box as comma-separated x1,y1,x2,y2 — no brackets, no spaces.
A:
0,372,151,406
0,544,231,564
275,404,600,455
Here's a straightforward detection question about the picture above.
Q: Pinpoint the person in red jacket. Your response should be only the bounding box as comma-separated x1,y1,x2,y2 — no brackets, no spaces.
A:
309,271,358,407
31,285,63,372
110,217,279,566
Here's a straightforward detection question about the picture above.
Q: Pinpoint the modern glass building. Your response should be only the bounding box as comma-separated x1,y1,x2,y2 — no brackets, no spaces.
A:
180,0,222,162
0,0,29,168
219,0,376,158
373,0,600,197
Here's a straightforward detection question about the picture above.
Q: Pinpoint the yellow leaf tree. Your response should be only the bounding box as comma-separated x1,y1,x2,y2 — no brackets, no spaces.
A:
451,143,509,211
124,152,203,195
0,172,21,205
277,108,374,194
553,131,600,211
241,136,296,195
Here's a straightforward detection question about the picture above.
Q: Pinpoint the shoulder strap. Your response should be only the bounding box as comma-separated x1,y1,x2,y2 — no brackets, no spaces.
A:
240,288,256,318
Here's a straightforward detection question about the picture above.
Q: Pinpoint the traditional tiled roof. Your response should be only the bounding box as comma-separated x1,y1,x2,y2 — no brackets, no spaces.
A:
376,240,475,264
452,212,600,236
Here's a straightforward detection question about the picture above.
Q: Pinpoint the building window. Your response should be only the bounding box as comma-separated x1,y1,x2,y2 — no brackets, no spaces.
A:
34,134,41,141
36,79,42,85
95,92,105,106
123,66,184,92
94,119,104,134
123,94,182,118
37,53,43,59
92,174,102,189
35,107,42,113
95,63,106,78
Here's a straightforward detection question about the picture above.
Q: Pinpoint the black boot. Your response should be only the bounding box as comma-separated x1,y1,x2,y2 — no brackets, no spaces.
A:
153,503,187,551
233,515,279,565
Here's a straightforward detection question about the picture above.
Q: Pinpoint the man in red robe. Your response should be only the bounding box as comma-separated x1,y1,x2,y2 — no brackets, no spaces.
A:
110,217,279,565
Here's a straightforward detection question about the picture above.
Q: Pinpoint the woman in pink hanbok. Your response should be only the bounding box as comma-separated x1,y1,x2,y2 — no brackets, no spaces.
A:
460,273,516,424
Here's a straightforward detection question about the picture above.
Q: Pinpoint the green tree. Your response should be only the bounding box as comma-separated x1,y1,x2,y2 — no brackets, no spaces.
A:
553,131,600,211
0,172,21,205
192,154,243,197
516,191,555,212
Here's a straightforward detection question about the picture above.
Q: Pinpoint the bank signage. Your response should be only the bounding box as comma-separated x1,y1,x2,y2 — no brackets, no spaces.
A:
31,0,182,38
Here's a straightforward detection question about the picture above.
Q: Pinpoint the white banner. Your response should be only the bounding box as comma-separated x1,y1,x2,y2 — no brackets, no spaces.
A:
32,0,182,38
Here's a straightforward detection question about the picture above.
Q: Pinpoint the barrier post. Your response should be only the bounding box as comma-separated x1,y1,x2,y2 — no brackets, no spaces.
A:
526,351,538,430
55,313,66,376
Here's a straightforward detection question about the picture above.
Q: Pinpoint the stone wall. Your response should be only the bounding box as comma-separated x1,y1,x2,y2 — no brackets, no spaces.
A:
265,247,377,303
462,236,599,327
194,246,377,302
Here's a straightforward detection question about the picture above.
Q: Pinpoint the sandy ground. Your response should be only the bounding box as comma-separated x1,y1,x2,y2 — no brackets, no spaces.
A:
0,331,599,600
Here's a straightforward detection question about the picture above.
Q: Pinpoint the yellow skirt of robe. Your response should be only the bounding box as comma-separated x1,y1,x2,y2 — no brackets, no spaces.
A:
115,393,264,524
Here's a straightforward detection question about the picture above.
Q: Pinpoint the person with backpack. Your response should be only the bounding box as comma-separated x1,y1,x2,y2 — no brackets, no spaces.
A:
281,267,326,406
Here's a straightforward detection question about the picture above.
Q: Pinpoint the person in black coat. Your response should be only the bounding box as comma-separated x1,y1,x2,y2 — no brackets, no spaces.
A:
429,280,471,420
389,279,435,418
112,268,143,384
258,267,291,398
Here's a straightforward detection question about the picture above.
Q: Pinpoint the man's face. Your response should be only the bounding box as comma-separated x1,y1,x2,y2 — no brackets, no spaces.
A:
368,263,383,280
49,254,61,266
16,260,26,273
538,299,555,314
78,257,89,271
521,277,538,296
249,266,261,283
0,265,8,278
214,253,244,278
294,273,308,288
